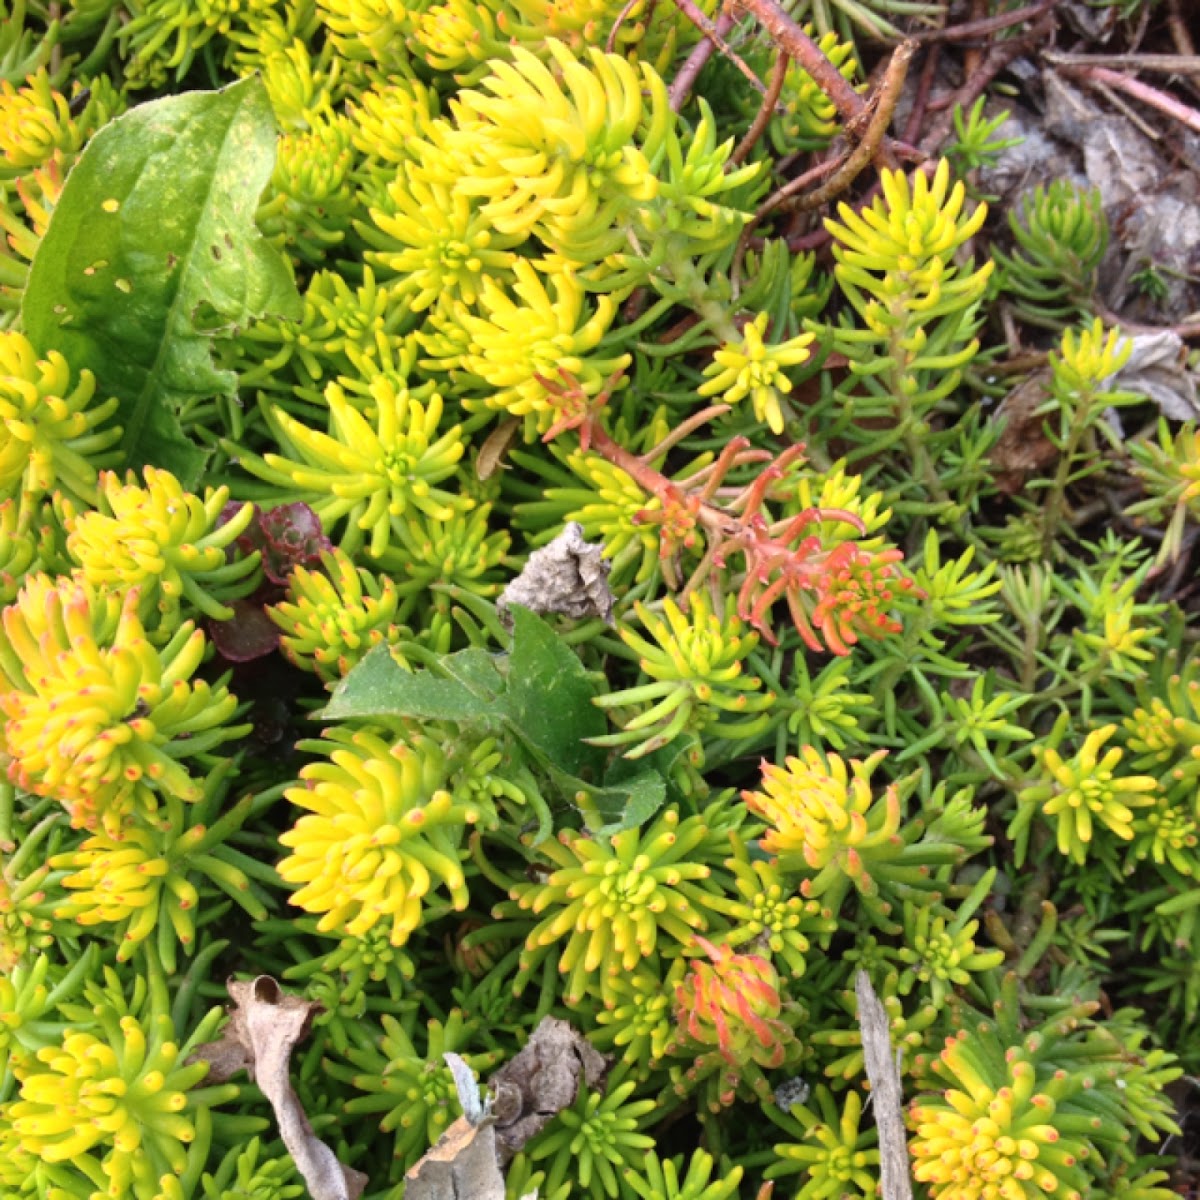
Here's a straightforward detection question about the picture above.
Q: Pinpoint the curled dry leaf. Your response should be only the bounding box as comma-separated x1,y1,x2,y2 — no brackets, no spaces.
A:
403,1016,604,1197
404,1053,506,1200
990,370,1057,495
488,1014,609,1164
476,416,522,481
498,522,614,626
405,1053,538,1200
187,976,368,1200
1107,331,1199,420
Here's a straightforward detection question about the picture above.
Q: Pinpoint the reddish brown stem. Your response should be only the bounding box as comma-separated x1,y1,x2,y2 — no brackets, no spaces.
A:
734,40,914,281
647,405,733,458
606,0,650,52
732,0,867,130
1094,301,1200,341
750,155,842,226
730,50,790,167
904,44,941,145
668,6,760,111
962,0,986,81
1168,0,1197,55
919,10,1057,152
683,449,775,496
568,403,895,650
913,0,1058,43
732,155,841,288
1062,63,1200,135
586,420,736,539
774,39,915,216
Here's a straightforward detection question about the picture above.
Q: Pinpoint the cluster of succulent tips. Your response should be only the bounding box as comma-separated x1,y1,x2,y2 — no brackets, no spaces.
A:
3,0,1200,1198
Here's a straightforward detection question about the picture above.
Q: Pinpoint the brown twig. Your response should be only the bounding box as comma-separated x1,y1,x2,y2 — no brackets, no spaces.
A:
732,41,914,289
1109,0,1200,102
1088,79,1162,140
730,0,926,169
732,156,840,288
903,44,940,145
989,351,1051,376
1168,0,1197,57
765,40,914,220
784,7,1055,257
962,0,986,82
730,50,790,166
733,0,865,125
913,0,1058,43
920,10,1057,150
1148,528,1200,599
756,155,844,221
668,4,763,111
771,40,916,217
1059,63,1200,135
734,156,842,281
1094,300,1200,340
1128,0,1153,56
1043,51,1200,74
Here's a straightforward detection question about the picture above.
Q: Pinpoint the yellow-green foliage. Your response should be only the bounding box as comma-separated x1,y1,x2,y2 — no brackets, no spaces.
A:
2,9,1197,1200
278,726,496,946
0,576,245,836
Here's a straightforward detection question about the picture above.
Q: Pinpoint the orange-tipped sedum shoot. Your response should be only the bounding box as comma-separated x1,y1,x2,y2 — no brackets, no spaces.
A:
0,575,246,836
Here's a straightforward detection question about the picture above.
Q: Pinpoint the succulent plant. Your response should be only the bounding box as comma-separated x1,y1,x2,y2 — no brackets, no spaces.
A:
266,547,408,683
328,1006,503,1169
241,377,470,559
502,806,731,1005
3,9,1198,1200
667,935,804,1110
0,331,121,508
592,592,775,758
1011,716,1160,866
278,726,496,947
0,576,246,836
66,466,261,627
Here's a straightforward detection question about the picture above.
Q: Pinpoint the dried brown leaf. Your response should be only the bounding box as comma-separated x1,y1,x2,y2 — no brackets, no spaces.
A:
990,370,1057,495
476,416,521,481
187,976,368,1200
488,1015,609,1163
1110,331,1200,420
498,522,614,626
404,1053,537,1200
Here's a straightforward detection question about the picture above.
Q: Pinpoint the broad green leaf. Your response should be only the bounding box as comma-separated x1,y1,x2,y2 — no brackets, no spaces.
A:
319,645,494,725
22,76,301,486
604,732,697,792
505,605,606,780
569,735,697,834
438,647,506,705
580,769,666,836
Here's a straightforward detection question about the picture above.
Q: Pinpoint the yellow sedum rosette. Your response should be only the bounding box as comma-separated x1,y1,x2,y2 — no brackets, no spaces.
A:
10,1007,209,1200
245,376,470,559
0,330,121,507
279,727,490,946
0,576,245,836
698,312,814,435
66,466,260,627
1015,722,1158,865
